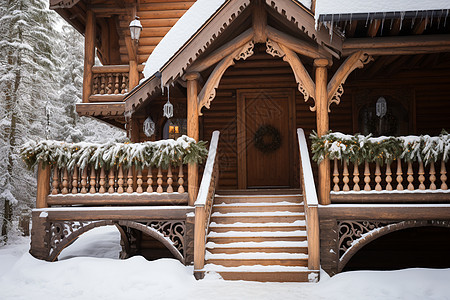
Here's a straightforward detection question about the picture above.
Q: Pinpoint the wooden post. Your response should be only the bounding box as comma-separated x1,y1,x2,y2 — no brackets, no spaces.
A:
82,10,95,103
252,0,267,43
194,205,206,273
36,162,50,209
307,205,320,270
129,59,139,90
186,73,200,206
314,58,330,205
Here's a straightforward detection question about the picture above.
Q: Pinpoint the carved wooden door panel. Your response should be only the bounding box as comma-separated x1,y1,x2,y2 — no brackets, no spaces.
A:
237,89,295,189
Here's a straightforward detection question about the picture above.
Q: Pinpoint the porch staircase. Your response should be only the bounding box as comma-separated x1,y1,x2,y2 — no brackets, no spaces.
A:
202,190,318,282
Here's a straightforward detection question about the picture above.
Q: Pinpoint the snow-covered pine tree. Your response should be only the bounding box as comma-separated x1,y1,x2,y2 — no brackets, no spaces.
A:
0,0,60,241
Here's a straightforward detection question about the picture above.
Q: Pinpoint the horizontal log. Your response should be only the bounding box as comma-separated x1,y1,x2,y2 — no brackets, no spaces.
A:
89,94,125,102
47,193,188,206
119,18,179,28
319,204,450,220
138,9,186,19
331,192,450,204
139,2,194,11
76,102,125,116
36,206,194,221
92,65,129,73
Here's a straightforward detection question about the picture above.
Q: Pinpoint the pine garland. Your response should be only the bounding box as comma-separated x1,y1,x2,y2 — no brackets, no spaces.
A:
310,130,449,165
21,135,209,171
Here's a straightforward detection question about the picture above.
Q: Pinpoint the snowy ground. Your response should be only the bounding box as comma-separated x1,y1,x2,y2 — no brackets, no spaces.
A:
0,227,449,300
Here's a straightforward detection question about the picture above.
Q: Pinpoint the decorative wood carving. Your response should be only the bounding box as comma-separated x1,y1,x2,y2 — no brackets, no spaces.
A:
197,41,255,114
327,51,373,112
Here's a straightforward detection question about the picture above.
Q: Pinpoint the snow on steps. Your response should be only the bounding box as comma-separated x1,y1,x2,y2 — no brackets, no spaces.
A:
202,192,317,282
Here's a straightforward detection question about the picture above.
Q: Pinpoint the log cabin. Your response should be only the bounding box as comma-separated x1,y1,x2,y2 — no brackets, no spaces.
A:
29,0,450,282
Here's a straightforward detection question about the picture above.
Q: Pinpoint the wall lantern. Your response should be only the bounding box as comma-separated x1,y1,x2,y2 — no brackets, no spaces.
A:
129,16,142,41
376,97,387,118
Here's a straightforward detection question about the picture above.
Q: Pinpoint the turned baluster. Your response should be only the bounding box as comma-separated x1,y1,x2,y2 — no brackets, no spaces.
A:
374,161,382,191
429,161,437,190
114,74,120,94
178,164,185,193
117,165,124,193
333,158,340,192
61,168,69,194
107,74,113,94
89,168,96,193
441,160,448,190
396,159,404,190
121,74,127,93
51,167,59,195
167,165,174,193
71,167,78,194
100,75,106,94
364,161,371,191
93,76,99,94
352,162,360,191
126,168,134,193
80,168,88,194
147,167,153,193
418,161,426,190
385,163,393,191
99,167,106,193
342,161,350,191
136,169,143,193
108,168,115,193
407,161,414,190
157,167,163,193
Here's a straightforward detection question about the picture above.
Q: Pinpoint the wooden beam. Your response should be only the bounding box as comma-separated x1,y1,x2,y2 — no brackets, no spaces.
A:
327,51,372,108
76,102,125,117
314,58,330,206
343,34,450,56
47,193,188,206
330,192,450,204
82,10,95,103
40,206,194,222
367,19,381,38
188,28,254,73
187,73,200,206
266,26,324,59
277,43,315,103
252,0,267,43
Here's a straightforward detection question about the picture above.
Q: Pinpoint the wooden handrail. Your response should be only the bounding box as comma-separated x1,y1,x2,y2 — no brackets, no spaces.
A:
297,128,320,271
194,131,220,276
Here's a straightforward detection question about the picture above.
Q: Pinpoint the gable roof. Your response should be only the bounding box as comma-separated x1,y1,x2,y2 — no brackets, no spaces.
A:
124,0,341,114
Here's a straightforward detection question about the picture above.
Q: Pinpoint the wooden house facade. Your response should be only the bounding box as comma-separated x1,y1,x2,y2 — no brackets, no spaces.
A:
29,0,450,281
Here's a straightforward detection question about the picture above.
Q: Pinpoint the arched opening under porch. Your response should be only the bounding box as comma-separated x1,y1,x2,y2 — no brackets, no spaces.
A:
342,226,450,272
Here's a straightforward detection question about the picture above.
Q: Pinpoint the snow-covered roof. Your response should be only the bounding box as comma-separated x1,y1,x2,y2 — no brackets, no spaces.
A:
315,0,450,21
142,0,312,81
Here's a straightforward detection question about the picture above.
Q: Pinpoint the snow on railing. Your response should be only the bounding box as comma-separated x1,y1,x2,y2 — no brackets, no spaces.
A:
194,131,220,276
297,128,320,271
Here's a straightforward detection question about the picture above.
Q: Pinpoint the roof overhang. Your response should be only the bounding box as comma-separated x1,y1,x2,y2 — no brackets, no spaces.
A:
124,0,343,115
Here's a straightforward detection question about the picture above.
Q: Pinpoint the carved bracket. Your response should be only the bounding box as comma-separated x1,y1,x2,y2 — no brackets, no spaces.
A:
266,39,316,110
198,41,255,114
327,51,373,112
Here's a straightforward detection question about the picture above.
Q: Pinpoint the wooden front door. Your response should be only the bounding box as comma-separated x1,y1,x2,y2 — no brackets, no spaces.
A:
237,89,296,189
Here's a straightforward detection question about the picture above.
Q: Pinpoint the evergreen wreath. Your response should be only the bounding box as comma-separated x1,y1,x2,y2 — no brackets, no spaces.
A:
253,125,282,153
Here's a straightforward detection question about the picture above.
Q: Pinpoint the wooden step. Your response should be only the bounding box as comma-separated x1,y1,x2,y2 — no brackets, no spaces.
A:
214,194,302,204
216,189,301,195
205,258,308,267
207,230,307,243
210,213,305,224
206,246,308,254
206,241,308,254
212,202,304,214
216,271,317,282
209,221,306,232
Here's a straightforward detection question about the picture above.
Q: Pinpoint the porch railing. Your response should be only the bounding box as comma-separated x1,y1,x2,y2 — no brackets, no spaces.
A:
194,131,220,276
297,128,320,271
36,163,188,207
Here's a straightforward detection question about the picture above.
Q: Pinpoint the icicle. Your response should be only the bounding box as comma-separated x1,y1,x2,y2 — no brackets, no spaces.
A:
399,11,405,30
365,13,370,27
329,16,334,42
161,79,164,96
411,11,418,28
380,12,386,35
390,18,394,30
444,9,449,27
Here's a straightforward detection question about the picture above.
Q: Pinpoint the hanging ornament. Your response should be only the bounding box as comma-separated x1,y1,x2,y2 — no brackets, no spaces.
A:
163,85,173,119
143,117,155,137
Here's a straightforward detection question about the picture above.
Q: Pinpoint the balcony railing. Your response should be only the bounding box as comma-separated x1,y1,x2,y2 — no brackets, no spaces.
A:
22,136,208,208
311,131,450,203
